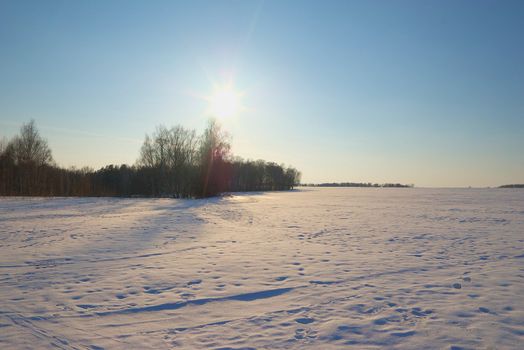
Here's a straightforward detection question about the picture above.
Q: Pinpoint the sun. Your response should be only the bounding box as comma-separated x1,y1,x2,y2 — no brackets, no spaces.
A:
207,83,244,119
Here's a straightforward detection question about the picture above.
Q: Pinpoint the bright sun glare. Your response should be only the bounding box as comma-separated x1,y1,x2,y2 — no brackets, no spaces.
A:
207,84,243,119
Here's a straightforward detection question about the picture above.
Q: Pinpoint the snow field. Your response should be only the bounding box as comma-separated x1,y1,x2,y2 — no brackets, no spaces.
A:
0,188,523,349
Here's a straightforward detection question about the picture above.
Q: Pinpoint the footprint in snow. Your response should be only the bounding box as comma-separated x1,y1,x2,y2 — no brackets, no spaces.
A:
411,307,433,316
294,328,317,340
391,330,416,337
295,317,315,324
373,318,389,325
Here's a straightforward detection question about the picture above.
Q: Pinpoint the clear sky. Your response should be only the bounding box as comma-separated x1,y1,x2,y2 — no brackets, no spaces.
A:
1,0,523,187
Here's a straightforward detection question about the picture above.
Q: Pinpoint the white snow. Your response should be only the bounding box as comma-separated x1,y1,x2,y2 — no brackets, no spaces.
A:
0,188,523,349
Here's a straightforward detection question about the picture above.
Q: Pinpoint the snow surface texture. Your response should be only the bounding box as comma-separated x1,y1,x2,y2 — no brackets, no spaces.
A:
0,188,523,349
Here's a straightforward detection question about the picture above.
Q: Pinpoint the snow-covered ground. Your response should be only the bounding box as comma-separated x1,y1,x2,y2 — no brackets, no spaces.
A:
0,188,523,349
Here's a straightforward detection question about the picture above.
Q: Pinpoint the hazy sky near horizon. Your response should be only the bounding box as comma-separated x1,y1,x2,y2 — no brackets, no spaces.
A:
1,0,523,187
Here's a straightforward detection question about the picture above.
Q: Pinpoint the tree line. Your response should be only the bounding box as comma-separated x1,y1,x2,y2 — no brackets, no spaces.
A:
0,120,301,197
302,182,413,188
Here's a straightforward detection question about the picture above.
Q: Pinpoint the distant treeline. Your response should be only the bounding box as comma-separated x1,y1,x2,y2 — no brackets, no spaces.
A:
302,182,414,188
499,184,524,188
0,120,301,198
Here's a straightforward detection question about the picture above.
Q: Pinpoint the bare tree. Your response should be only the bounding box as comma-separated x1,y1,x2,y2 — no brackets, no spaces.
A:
199,119,231,164
0,137,7,154
198,119,231,196
8,120,53,165
138,135,156,168
137,124,201,197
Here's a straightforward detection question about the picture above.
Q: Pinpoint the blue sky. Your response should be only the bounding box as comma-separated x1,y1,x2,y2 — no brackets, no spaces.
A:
1,0,523,187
